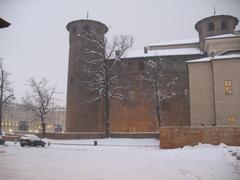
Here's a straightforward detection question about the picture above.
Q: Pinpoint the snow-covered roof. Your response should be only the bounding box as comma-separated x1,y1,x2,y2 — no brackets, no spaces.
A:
186,54,240,63
148,38,199,47
124,47,202,59
205,33,240,40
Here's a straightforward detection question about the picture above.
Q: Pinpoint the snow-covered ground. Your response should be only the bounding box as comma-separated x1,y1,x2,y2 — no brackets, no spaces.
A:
0,138,240,180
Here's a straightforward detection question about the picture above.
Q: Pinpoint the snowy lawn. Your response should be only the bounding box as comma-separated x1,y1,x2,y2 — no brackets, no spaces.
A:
0,138,240,180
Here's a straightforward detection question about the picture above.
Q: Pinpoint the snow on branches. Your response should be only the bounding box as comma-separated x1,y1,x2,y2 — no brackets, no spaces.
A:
79,27,133,135
142,58,180,126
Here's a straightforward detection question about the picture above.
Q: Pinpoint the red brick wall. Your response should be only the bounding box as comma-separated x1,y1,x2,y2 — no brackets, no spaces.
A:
4,132,159,141
160,126,240,149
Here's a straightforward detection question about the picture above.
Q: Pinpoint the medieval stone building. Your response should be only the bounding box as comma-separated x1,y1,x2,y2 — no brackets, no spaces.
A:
65,14,239,132
187,15,240,126
65,20,108,132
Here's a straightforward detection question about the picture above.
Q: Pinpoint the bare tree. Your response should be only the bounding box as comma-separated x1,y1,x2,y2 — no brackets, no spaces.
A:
141,58,179,126
80,29,134,136
22,78,56,138
0,59,14,131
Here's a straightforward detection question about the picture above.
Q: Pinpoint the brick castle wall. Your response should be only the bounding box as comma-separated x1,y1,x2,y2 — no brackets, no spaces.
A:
160,126,240,149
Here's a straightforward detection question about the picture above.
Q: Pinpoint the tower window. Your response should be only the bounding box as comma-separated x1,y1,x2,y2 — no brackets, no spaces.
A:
71,26,77,34
221,21,227,30
83,24,90,33
162,101,171,112
208,22,215,31
139,62,145,70
224,80,232,95
127,90,136,106
128,62,133,71
228,116,235,123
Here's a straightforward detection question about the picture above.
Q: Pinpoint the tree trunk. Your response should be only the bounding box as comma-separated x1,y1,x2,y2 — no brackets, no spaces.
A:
41,118,46,138
156,104,161,127
0,104,2,130
154,76,161,127
104,90,110,137
0,68,3,131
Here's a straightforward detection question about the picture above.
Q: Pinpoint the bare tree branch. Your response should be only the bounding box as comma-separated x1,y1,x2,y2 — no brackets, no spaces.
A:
0,59,15,130
22,78,56,138
79,30,134,136
141,58,180,126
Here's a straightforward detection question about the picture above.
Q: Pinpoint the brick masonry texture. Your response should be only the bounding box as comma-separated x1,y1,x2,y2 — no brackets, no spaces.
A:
4,132,159,140
159,126,240,149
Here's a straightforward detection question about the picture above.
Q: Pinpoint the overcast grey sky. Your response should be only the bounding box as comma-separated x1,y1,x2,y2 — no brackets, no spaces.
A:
0,0,240,107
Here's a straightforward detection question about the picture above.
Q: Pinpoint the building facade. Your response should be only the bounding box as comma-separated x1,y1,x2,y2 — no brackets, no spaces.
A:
65,14,240,132
2,103,65,133
187,15,240,126
65,19,108,132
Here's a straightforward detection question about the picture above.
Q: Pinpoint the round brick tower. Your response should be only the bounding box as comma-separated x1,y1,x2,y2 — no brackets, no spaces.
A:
195,15,239,51
65,19,108,132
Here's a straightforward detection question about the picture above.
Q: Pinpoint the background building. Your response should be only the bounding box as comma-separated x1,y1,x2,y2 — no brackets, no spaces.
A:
2,103,65,133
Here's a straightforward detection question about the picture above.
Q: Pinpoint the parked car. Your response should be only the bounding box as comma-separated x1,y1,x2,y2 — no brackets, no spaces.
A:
0,130,5,145
20,134,45,147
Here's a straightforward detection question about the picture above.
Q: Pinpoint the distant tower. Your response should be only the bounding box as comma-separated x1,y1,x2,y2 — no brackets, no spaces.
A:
195,15,239,51
65,19,108,132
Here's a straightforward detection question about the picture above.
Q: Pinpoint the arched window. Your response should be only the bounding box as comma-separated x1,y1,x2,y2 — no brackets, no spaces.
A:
221,21,227,30
138,61,145,70
208,22,215,31
83,24,90,33
162,100,171,112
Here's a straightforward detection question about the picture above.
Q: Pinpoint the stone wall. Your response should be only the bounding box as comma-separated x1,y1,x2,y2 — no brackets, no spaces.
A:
188,61,215,126
109,54,203,132
160,126,240,149
41,132,159,139
188,57,240,126
212,59,240,126
65,19,108,132
4,132,159,141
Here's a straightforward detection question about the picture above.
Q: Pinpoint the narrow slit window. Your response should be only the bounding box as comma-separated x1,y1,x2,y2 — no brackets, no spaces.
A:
221,21,227,30
224,80,232,95
208,22,215,31
139,62,145,70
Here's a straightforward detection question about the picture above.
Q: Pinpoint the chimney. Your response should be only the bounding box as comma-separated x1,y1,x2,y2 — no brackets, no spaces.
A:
209,49,216,58
144,47,148,54
115,50,120,57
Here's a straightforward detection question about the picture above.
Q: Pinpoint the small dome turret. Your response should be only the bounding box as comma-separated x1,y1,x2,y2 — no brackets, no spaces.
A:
195,15,239,51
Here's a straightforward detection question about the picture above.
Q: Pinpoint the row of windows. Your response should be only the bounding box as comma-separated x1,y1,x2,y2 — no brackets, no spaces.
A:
128,61,182,71
1,121,18,127
200,116,236,126
71,24,91,34
122,80,232,107
127,62,145,71
1,121,56,127
208,21,227,32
